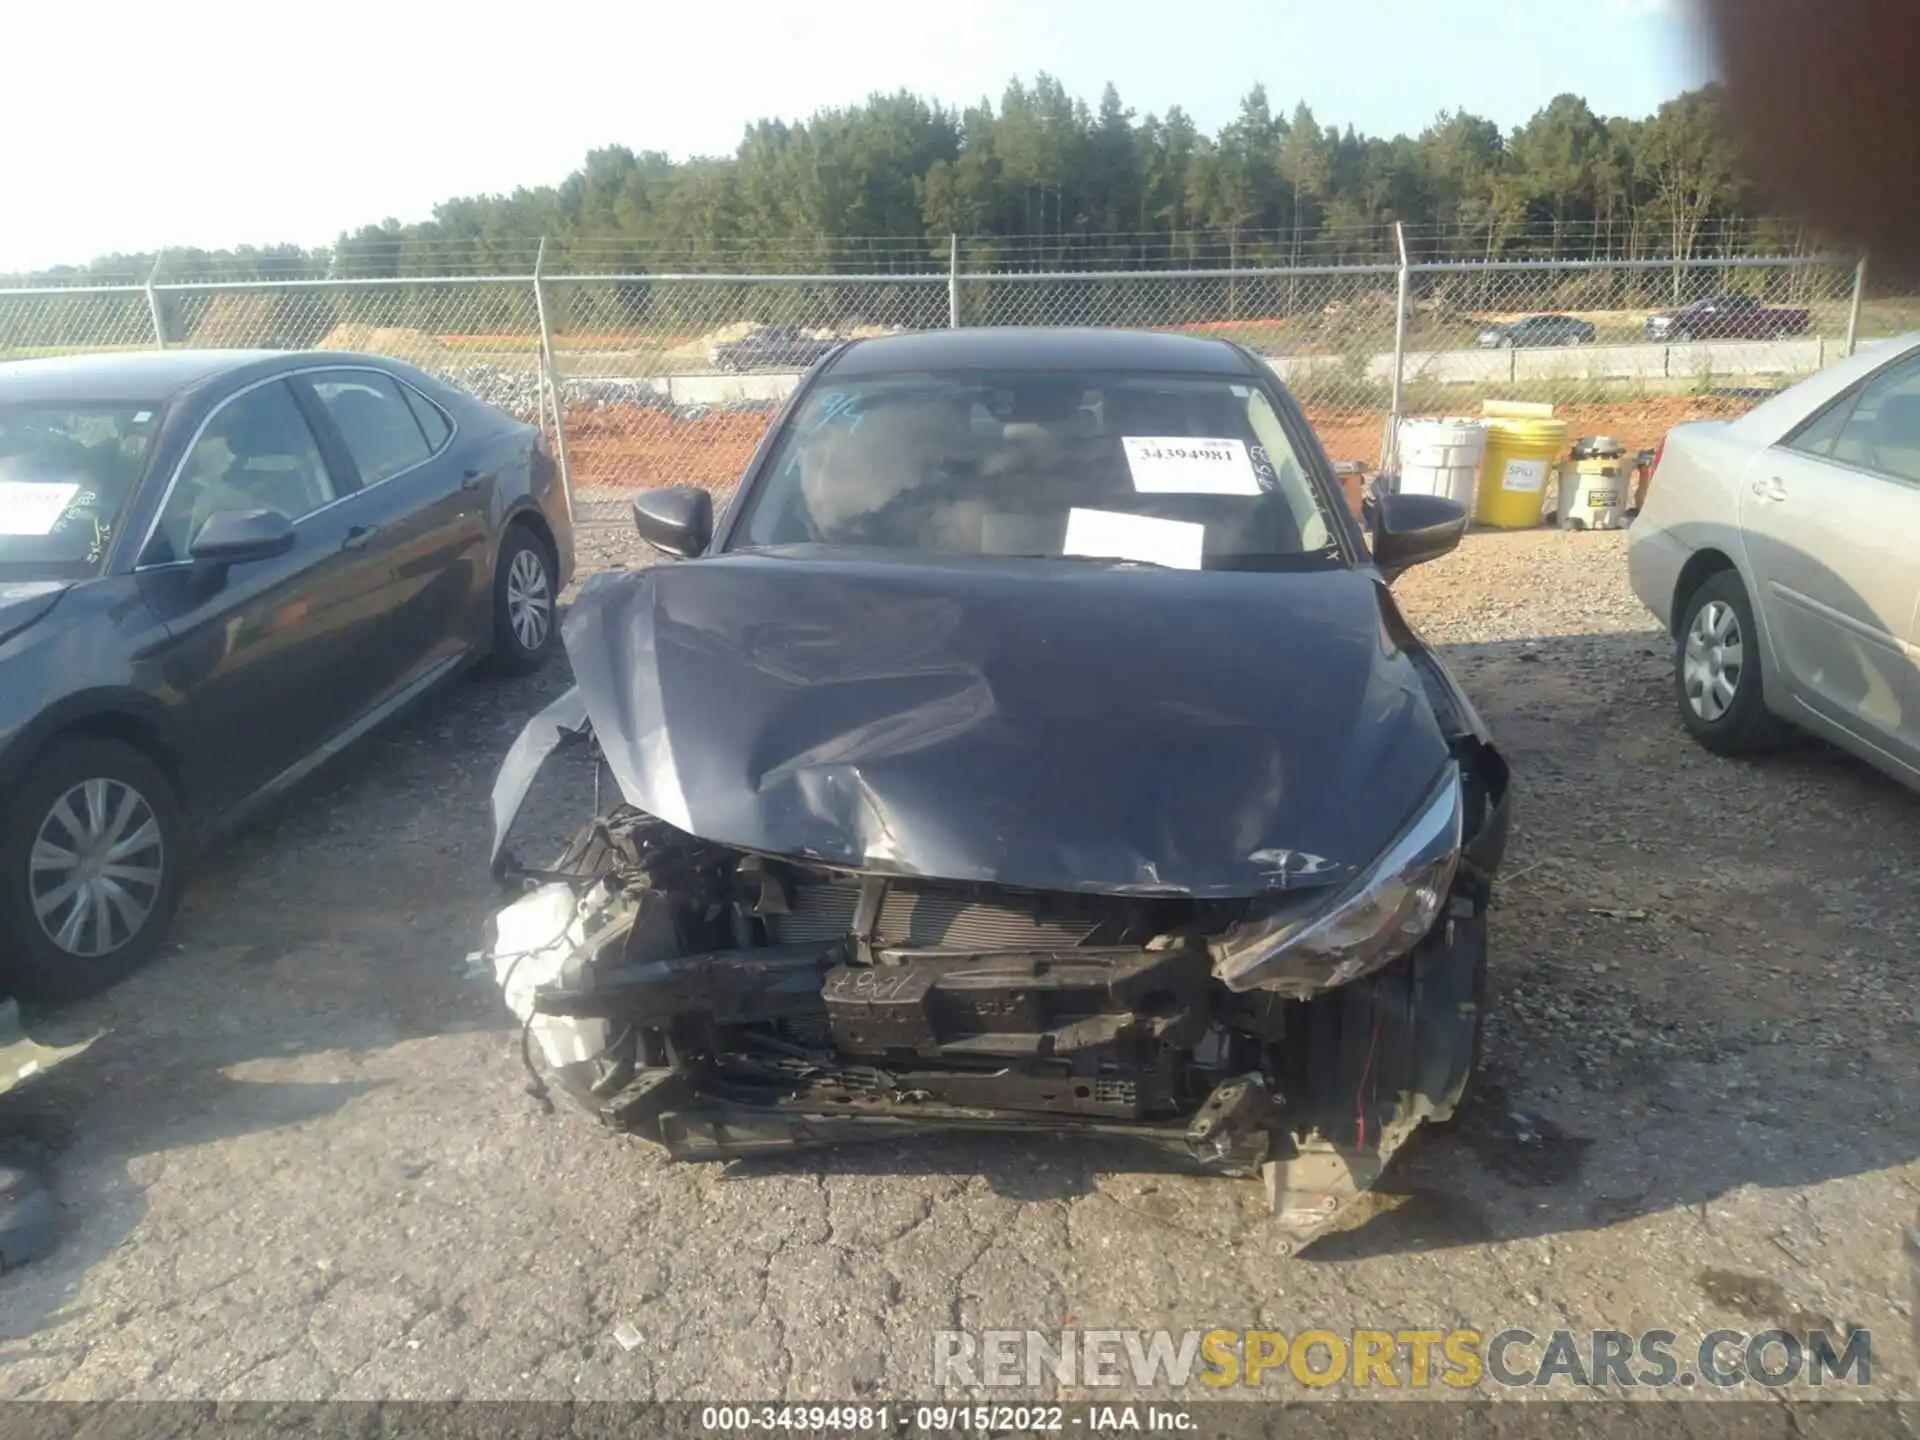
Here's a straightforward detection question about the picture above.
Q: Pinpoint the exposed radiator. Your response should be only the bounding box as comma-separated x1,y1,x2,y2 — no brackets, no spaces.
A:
875,888,1097,950
765,880,1100,951
767,881,862,944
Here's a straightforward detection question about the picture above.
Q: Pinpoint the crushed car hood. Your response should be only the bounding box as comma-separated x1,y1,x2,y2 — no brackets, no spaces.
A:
551,547,1451,898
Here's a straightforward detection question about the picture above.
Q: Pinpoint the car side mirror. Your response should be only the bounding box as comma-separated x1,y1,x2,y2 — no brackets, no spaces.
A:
187,508,296,585
631,485,713,559
1369,491,1468,577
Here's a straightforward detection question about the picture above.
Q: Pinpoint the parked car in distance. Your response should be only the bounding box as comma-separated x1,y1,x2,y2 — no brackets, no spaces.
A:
1476,314,1598,349
1643,294,1813,343
707,325,843,373
0,349,574,1001
482,326,1511,1238
1628,331,1920,788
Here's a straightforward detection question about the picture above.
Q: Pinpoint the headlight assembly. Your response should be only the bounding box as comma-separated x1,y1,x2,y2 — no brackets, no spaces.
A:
1209,764,1464,996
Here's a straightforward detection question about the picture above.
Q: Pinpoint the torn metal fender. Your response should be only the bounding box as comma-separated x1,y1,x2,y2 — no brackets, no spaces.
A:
489,685,594,879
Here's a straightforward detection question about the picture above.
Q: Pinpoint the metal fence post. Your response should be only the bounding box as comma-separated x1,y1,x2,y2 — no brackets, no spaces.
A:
145,252,167,350
531,239,576,523
948,234,960,328
1383,222,1410,472
1846,254,1868,357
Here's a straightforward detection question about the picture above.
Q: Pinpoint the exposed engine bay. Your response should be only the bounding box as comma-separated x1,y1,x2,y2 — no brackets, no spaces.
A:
484,716,1507,1242
480,552,1510,1240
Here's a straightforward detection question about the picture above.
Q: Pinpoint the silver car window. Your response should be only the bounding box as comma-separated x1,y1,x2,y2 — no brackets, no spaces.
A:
1830,353,1920,484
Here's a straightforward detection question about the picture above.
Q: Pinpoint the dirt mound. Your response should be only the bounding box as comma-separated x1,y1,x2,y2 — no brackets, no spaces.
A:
316,324,451,360
187,293,282,347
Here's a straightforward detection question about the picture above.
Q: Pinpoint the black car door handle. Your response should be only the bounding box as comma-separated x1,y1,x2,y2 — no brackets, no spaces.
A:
342,524,381,552
461,469,484,492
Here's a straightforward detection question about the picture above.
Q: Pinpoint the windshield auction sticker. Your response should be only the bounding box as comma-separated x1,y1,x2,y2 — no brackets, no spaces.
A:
0,481,81,536
1123,437,1263,496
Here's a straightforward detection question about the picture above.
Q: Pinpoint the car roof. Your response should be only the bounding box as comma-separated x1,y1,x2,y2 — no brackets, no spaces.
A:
825,326,1257,377
0,348,286,403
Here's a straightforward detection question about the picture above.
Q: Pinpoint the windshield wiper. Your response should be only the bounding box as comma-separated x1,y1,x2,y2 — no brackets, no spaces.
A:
999,552,1174,570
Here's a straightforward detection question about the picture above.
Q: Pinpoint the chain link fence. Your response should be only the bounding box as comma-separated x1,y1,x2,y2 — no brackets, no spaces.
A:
0,243,1876,527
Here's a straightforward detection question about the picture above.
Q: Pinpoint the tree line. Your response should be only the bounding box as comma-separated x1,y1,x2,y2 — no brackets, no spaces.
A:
8,76,1815,289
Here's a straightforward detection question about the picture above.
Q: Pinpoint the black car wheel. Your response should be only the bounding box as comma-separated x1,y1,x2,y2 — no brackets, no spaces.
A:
1674,570,1790,756
0,738,185,1003
1674,327,1694,343
486,525,558,677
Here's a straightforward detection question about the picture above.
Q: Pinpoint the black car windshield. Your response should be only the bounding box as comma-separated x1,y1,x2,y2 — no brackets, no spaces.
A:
732,367,1343,571
0,402,162,580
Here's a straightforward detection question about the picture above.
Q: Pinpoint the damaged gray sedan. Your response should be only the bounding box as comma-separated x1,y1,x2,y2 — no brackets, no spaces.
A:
484,327,1511,1243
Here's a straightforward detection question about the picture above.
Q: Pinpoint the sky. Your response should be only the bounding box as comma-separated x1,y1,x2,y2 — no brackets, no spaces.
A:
0,0,1715,273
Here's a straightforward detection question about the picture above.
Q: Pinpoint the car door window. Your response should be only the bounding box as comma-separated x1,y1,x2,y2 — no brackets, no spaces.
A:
152,381,335,562
1828,354,1920,483
400,384,452,452
1784,393,1860,460
309,371,433,485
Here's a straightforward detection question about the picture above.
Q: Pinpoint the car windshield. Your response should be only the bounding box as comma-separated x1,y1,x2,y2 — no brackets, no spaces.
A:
733,367,1343,571
0,402,163,580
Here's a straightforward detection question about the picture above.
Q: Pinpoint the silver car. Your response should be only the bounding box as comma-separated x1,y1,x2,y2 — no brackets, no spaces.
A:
1627,333,1920,787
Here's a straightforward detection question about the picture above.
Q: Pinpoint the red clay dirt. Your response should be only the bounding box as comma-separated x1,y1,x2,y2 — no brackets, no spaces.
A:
564,405,769,493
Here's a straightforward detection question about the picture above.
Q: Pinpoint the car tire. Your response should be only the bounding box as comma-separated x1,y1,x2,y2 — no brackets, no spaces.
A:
1561,333,1581,347
484,524,559,678
1674,327,1693,343
0,738,185,1003
1674,570,1790,756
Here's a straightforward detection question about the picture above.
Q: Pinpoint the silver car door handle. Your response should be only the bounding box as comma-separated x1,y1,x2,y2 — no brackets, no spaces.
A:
1750,476,1788,502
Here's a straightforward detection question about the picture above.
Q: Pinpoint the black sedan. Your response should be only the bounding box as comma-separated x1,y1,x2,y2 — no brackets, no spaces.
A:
0,349,574,1001
483,327,1511,1237
1476,313,1598,348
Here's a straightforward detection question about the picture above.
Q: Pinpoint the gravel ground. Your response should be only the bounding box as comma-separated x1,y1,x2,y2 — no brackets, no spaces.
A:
1,526,1916,1405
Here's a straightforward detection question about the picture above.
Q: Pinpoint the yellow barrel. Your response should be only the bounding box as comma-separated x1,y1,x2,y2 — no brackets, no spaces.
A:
1474,416,1569,528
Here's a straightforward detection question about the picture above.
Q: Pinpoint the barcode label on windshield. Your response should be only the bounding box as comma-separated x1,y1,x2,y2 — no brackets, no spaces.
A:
0,482,81,536
1122,436,1263,496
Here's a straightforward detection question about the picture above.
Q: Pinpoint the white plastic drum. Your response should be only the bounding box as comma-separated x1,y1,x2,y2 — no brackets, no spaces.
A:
1396,418,1489,508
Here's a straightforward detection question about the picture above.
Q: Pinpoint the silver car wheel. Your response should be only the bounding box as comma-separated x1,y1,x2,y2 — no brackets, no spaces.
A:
1683,599,1744,723
29,778,166,958
506,547,552,652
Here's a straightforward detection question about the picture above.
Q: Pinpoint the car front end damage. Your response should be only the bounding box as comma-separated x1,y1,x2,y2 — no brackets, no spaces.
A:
480,566,1510,1245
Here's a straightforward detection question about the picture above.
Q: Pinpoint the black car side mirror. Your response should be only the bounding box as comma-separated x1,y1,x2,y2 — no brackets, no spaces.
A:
187,508,296,585
631,486,713,559
1368,491,1469,577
